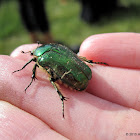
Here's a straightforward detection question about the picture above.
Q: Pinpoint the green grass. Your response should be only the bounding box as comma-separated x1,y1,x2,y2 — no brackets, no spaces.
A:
0,0,140,55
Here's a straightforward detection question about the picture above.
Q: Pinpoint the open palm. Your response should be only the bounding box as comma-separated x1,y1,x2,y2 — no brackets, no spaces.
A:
0,33,140,140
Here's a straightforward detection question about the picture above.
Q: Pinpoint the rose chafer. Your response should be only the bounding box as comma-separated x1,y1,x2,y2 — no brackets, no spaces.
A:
13,43,108,118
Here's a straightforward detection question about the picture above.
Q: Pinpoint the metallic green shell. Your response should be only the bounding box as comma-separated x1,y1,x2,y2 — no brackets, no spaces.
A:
33,44,92,91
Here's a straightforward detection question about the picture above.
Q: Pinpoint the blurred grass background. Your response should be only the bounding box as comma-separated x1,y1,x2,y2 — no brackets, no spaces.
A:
0,0,140,55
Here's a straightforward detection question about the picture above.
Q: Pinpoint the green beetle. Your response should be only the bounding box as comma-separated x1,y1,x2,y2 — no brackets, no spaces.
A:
13,43,108,118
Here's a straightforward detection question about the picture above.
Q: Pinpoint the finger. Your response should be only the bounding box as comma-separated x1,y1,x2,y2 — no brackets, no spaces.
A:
10,44,39,61
79,33,140,110
87,65,140,111
1,56,140,139
79,33,140,68
0,101,67,139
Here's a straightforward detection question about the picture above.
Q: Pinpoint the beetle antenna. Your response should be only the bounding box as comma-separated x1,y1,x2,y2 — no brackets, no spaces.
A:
21,51,31,54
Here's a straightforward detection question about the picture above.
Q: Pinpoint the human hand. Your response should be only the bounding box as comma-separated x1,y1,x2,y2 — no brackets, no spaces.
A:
0,33,140,139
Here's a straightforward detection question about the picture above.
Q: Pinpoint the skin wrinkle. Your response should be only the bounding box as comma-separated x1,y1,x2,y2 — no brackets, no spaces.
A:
22,123,47,139
0,102,67,140
134,43,140,67
93,105,123,140
133,75,140,110
115,109,137,140
119,42,137,67
92,108,101,139
113,111,126,140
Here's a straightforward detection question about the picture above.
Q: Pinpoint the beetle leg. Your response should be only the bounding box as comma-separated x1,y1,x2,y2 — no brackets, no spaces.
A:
25,63,39,92
50,78,68,118
79,56,108,65
47,68,68,118
47,68,59,82
13,58,36,73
